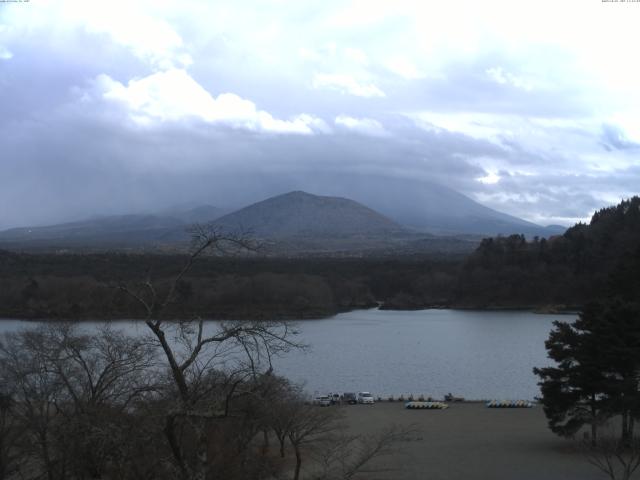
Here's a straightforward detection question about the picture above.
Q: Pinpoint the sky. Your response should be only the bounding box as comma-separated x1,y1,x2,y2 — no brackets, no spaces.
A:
1,0,639,230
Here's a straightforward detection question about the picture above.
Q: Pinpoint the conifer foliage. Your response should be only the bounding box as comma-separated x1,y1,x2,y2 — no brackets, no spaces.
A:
535,246,640,444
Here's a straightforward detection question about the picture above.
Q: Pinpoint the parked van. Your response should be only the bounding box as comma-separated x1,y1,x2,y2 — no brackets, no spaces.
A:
357,392,375,404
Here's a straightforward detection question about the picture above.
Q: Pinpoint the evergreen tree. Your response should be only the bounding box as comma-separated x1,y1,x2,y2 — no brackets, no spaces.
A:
534,315,608,444
535,299,640,444
588,300,640,442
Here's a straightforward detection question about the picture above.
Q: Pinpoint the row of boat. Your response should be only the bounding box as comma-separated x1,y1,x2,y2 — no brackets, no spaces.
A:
486,400,533,408
404,400,534,409
405,401,449,409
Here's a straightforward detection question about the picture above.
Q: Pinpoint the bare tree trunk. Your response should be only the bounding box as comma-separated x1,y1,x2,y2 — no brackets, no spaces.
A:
38,429,56,480
164,415,188,479
590,397,598,447
193,423,208,480
622,411,630,444
293,445,302,480
262,429,270,456
146,322,190,401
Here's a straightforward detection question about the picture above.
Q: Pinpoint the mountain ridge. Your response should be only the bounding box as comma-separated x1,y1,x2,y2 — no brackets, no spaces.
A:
323,177,564,237
211,190,406,239
0,187,565,252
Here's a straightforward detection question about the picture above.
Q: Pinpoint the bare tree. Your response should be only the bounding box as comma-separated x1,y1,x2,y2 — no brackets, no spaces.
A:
281,398,416,480
43,324,157,479
583,434,640,480
265,378,304,459
0,328,68,480
312,426,415,480
116,225,302,480
286,402,343,480
0,323,158,480
0,391,22,480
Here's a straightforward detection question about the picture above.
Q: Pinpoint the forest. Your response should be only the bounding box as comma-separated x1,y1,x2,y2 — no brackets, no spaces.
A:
0,196,639,320
0,251,461,320
455,196,640,309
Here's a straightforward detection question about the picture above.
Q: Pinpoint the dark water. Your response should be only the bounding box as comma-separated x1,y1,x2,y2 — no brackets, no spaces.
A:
0,308,573,400
272,309,573,400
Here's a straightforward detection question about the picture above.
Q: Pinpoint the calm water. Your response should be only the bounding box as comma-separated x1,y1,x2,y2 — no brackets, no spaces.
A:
0,309,573,400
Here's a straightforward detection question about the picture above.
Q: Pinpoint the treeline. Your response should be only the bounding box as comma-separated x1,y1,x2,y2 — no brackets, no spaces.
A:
1,197,639,319
454,196,640,309
0,252,461,320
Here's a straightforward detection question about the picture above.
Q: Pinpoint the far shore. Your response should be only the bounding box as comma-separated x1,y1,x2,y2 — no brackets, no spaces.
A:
0,303,581,323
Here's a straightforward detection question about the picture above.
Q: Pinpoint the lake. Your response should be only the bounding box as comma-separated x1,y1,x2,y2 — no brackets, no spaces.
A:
0,308,573,400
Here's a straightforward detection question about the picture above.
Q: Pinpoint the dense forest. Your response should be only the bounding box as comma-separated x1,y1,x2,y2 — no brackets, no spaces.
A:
0,252,461,320
454,196,640,309
1,197,639,320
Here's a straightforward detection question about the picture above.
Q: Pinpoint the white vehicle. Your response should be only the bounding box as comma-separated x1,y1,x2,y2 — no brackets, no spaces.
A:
357,392,375,404
314,395,332,407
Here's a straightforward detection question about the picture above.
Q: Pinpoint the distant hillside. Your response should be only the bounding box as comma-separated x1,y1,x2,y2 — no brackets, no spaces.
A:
211,191,406,238
320,176,565,237
0,214,183,247
453,196,640,308
159,204,228,224
0,192,480,255
0,203,227,250
0,185,561,254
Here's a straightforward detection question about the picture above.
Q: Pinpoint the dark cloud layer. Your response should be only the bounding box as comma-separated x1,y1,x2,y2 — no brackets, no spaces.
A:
0,2,638,230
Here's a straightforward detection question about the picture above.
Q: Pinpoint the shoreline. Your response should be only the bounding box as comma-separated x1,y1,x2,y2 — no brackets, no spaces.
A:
0,303,581,323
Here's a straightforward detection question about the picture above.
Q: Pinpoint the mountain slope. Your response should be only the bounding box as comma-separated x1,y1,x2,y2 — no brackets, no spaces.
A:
158,204,228,224
211,191,405,238
0,202,231,249
312,176,564,236
0,183,564,252
0,214,186,248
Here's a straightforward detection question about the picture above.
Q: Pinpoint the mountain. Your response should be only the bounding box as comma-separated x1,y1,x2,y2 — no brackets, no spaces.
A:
0,185,564,253
0,204,228,249
0,193,413,252
211,191,405,238
366,182,562,236
158,204,229,224
542,224,567,236
310,176,564,237
0,214,185,248
207,191,486,255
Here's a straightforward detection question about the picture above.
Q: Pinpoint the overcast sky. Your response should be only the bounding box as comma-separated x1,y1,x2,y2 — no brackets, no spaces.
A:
1,0,639,229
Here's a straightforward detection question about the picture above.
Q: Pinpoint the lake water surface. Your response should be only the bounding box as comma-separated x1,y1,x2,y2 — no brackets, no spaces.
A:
0,309,573,400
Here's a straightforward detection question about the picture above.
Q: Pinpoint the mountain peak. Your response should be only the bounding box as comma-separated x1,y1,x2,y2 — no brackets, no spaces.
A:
212,191,403,238
283,190,312,197
274,191,340,202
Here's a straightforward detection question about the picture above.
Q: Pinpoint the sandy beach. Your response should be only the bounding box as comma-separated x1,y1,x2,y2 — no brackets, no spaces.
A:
340,402,605,480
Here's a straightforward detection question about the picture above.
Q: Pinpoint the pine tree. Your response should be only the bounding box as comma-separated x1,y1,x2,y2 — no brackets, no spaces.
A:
535,299,640,444
534,316,608,444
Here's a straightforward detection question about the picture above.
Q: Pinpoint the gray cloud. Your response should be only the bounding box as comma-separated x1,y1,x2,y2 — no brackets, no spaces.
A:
1,2,638,231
